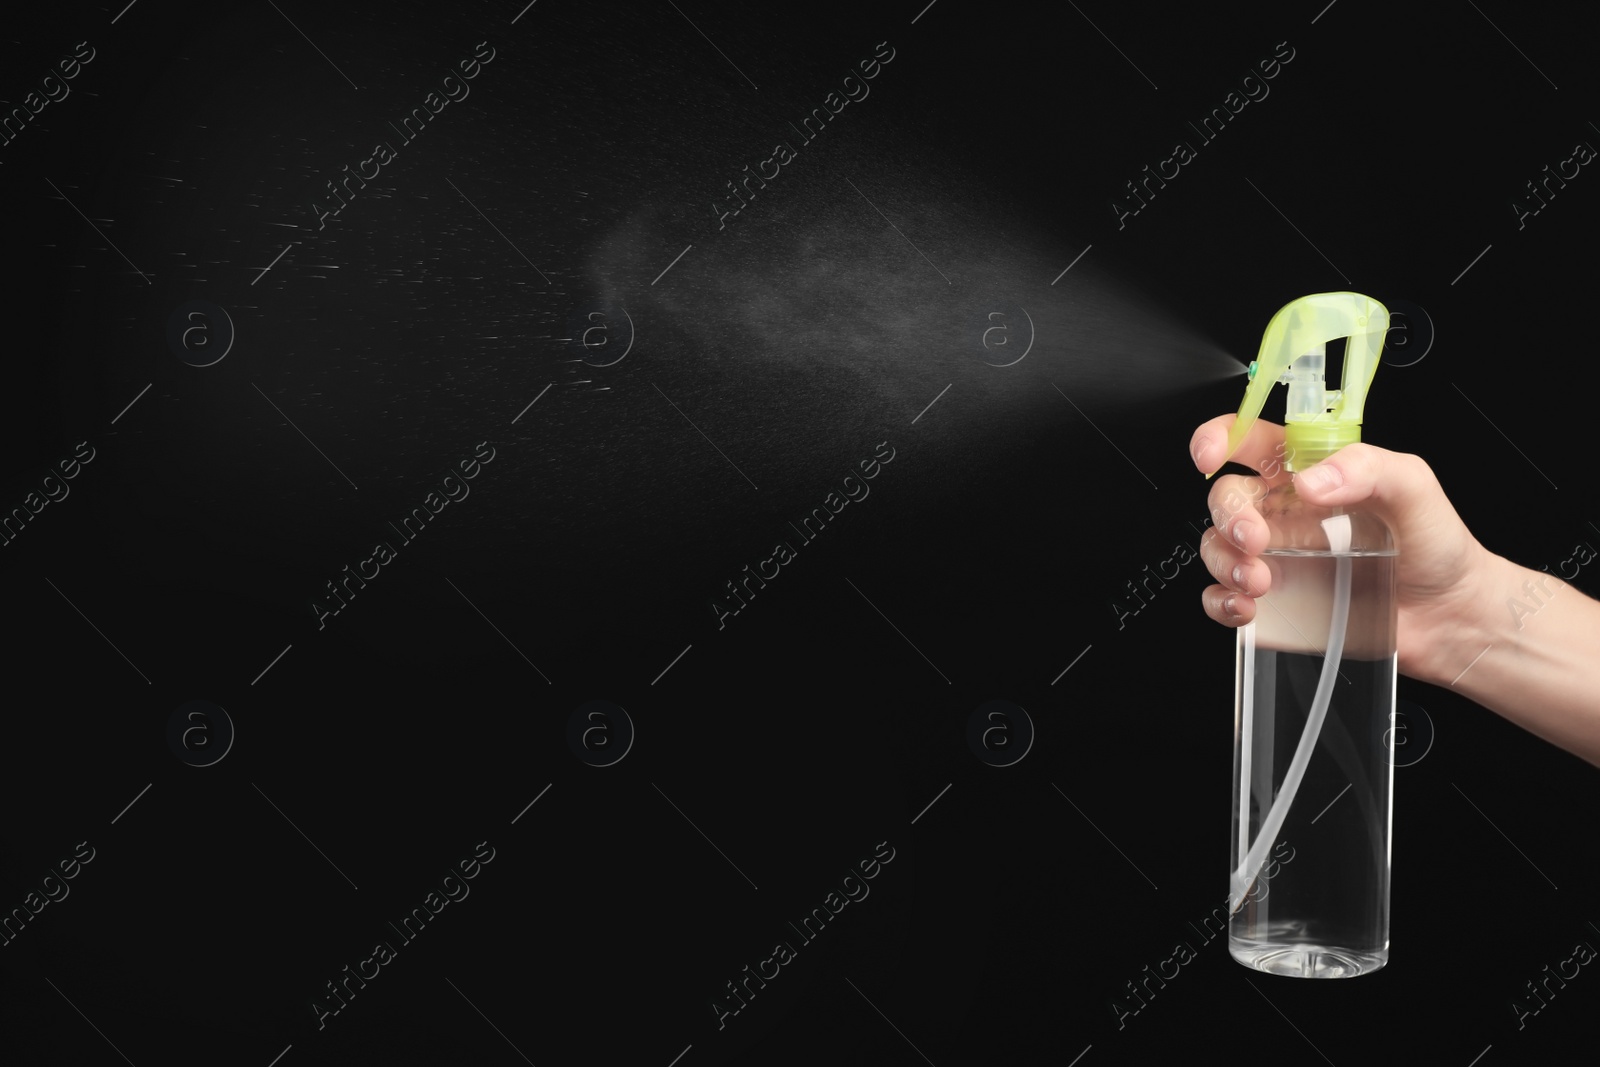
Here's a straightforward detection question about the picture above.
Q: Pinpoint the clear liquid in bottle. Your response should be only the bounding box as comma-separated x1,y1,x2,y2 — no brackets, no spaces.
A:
1229,487,1397,978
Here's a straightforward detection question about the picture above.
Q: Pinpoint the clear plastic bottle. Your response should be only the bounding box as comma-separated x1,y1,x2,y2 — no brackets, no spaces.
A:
1228,462,1398,977
1212,292,1398,978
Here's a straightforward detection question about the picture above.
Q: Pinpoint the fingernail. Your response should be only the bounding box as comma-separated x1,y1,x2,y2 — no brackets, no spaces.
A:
1297,463,1342,493
1192,435,1213,467
1231,520,1252,548
1232,564,1245,589
1223,593,1241,617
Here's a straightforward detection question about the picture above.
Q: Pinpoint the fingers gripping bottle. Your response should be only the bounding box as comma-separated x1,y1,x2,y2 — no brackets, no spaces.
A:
1211,292,1396,978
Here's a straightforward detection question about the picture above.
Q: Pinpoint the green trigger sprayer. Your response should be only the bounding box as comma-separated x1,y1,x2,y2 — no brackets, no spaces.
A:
1213,291,1389,479
1214,292,1398,979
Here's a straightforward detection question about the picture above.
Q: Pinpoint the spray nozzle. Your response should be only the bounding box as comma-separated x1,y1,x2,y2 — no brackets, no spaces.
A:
1209,292,1390,477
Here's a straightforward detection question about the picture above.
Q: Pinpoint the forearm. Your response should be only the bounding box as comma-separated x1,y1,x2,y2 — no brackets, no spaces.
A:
1436,555,1600,767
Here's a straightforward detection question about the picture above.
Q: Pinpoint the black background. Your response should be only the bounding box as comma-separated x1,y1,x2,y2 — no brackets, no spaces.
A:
3,1,1599,1064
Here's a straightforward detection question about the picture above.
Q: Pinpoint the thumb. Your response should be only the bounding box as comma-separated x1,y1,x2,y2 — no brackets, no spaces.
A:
1291,444,1442,530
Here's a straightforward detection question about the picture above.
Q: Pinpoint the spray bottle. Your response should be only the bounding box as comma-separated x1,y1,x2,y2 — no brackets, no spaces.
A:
1211,292,1396,978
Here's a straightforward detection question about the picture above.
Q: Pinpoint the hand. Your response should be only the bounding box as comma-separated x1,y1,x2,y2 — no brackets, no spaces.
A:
1189,414,1500,686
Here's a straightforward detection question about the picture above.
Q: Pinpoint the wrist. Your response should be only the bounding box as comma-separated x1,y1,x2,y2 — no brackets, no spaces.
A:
1425,551,1600,768
1413,547,1518,690
1447,552,1561,691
